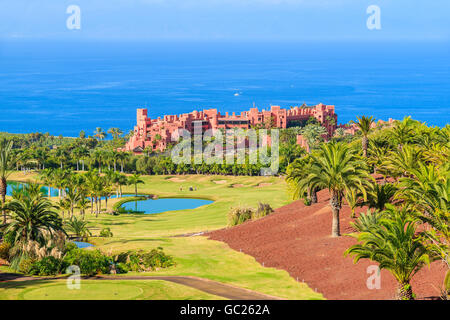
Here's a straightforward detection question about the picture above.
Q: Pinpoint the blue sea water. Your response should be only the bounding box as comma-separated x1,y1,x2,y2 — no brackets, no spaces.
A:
0,40,448,136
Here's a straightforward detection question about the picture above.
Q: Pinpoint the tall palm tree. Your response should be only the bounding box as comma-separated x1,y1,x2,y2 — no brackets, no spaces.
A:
350,116,375,157
108,127,123,140
65,187,81,219
77,198,91,220
116,151,130,173
345,205,434,300
128,173,144,196
93,127,106,141
116,174,128,197
0,139,19,224
301,142,370,237
92,149,105,173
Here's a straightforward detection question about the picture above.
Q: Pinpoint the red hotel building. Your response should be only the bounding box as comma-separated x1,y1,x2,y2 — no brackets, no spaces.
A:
124,103,337,153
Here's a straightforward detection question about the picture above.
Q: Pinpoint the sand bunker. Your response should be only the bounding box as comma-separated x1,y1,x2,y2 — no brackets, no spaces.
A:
213,180,228,184
257,183,272,187
168,178,186,182
232,184,244,188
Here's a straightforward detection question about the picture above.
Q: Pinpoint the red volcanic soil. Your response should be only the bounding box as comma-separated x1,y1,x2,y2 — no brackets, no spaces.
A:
208,189,447,300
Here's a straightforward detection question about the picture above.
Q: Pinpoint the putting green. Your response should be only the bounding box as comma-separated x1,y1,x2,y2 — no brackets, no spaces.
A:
21,282,144,300
15,280,225,300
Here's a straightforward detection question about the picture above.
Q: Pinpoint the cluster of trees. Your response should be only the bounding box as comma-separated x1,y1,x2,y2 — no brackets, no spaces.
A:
39,168,145,218
1,123,338,177
287,116,449,300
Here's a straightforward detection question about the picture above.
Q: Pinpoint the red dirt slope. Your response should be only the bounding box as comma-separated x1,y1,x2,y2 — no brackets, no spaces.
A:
208,189,446,300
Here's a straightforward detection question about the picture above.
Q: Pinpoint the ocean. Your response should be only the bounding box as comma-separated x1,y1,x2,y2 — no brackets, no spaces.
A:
0,40,448,137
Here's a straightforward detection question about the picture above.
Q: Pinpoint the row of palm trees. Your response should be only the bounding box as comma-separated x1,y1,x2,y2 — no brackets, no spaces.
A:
286,116,449,299
39,168,144,219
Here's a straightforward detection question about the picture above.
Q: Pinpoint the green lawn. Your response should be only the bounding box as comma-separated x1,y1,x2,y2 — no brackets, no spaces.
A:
0,280,225,300
2,172,323,300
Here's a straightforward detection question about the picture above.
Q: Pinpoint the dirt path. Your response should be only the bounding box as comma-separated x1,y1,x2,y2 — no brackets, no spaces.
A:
208,189,447,300
0,272,282,300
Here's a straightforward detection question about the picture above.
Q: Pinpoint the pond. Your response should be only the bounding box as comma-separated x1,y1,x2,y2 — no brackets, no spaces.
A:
72,241,94,249
7,181,141,200
120,198,213,214
6,181,59,197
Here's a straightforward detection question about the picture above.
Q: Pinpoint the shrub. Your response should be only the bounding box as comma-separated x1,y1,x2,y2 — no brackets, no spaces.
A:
18,258,33,274
228,207,254,226
63,242,78,254
0,242,11,260
252,202,274,219
63,249,112,276
99,228,113,238
123,247,175,272
29,256,62,276
115,262,129,274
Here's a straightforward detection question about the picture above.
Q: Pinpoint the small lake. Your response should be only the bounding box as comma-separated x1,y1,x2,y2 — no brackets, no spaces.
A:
73,241,94,249
7,182,141,200
7,181,59,197
120,198,213,214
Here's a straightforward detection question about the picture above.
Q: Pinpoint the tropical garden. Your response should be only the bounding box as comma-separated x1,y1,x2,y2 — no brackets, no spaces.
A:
0,116,448,300
286,116,449,300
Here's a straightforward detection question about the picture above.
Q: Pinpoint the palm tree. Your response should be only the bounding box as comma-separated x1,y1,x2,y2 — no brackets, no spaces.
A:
39,168,55,198
301,142,370,237
128,173,144,196
93,127,107,141
345,205,434,300
286,154,318,204
116,152,129,173
344,186,363,218
350,116,375,157
116,174,128,197
396,163,449,289
6,191,63,246
367,144,389,175
65,187,81,219
0,139,19,224
57,198,71,220
382,145,423,178
300,124,327,151
365,182,397,211
92,149,105,173
77,198,91,220
391,116,414,150
108,127,123,140
64,216,91,241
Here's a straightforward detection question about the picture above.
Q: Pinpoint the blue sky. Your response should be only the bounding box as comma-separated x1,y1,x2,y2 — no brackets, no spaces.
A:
0,0,448,41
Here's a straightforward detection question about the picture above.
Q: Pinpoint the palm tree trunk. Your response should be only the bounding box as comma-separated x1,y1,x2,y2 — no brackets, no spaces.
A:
135,184,137,196
397,282,414,300
311,188,318,204
330,191,341,237
0,177,7,224
362,136,368,157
